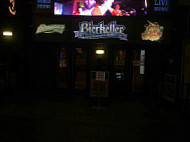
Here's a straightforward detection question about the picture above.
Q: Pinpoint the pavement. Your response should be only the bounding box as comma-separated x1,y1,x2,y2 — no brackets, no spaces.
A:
0,90,190,142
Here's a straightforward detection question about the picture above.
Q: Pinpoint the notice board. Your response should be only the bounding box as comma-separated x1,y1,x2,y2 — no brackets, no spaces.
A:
90,71,109,98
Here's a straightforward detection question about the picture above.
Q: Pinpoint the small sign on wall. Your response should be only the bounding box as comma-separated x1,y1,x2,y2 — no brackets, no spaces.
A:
154,0,170,12
141,20,164,41
96,71,105,81
37,0,51,9
90,71,109,98
36,24,65,34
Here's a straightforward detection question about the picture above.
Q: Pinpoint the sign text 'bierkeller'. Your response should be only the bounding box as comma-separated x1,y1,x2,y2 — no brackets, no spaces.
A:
74,21,128,41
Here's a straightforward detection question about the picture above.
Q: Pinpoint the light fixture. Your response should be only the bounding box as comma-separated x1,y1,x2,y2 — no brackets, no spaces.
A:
3,31,13,36
96,50,105,55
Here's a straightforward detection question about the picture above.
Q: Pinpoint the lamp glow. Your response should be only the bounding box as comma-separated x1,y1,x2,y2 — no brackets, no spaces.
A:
145,0,147,8
3,31,13,36
96,50,105,55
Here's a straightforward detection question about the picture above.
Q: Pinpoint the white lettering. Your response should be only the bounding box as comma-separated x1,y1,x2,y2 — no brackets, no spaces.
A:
115,27,120,33
74,21,127,40
80,23,88,32
119,27,125,33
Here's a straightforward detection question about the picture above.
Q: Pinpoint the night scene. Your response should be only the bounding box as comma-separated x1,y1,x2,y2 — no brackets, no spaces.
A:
0,0,190,142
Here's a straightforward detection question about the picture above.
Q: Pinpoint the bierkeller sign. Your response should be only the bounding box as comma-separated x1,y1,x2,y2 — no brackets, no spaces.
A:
74,21,128,41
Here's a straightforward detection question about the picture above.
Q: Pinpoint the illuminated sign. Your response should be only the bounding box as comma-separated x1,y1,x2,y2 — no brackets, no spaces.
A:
154,0,169,11
54,0,147,16
74,21,127,40
37,0,51,9
141,20,164,41
36,24,65,34
38,0,51,3
8,0,16,15
54,2,63,15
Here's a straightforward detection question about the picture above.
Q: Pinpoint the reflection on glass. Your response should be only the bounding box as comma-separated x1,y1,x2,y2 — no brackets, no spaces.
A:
132,49,145,91
140,50,145,74
58,48,67,88
74,48,87,89
114,49,126,80
59,48,67,67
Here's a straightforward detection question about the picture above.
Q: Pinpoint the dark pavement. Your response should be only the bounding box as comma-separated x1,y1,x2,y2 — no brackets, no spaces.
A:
0,90,190,142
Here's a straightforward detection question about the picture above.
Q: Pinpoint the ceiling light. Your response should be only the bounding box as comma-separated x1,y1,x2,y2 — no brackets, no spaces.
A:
3,31,13,36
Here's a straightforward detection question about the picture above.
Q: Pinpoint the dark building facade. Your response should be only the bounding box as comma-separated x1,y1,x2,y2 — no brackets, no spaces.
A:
0,0,28,90
1,0,189,104
30,0,174,96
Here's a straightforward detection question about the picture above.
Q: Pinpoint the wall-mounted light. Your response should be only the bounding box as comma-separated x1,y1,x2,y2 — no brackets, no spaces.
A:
3,31,13,36
96,50,105,55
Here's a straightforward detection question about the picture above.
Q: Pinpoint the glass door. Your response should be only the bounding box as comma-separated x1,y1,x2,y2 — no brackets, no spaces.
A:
111,47,128,95
132,49,145,92
57,47,68,89
113,49,126,81
73,47,88,90
57,46,88,90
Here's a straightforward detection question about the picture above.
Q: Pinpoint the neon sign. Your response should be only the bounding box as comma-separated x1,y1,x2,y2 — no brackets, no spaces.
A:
74,21,127,40
154,0,169,11
54,0,147,16
141,20,164,41
36,24,65,34
37,0,51,9
8,0,16,15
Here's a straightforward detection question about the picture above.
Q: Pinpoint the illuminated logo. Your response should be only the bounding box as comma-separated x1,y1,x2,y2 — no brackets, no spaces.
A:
154,0,169,11
9,0,16,15
37,0,51,9
141,20,164,41
36,24,65,34
74,21,127,40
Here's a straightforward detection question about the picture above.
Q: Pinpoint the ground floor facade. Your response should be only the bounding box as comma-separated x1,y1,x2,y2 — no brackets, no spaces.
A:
0,15,181,103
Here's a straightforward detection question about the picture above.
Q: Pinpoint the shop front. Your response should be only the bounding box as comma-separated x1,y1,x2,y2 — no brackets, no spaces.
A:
30,0,174,98
56,42,133,96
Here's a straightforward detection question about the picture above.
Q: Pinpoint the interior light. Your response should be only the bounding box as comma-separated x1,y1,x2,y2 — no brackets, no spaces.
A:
3,31,13,36
96,50,105,55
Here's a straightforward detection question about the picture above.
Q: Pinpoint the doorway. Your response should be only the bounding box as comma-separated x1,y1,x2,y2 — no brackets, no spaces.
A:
57,45,89,91
56,43,143,95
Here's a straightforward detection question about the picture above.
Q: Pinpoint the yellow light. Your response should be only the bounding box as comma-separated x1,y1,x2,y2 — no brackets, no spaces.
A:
3,31,13,36
96,50,105,55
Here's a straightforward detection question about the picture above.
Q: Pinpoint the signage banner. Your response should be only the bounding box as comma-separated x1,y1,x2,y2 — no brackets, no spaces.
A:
36,24,65,34
37,0,51,9
154,0,169,12
74,21,128,41
141,20,164,41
